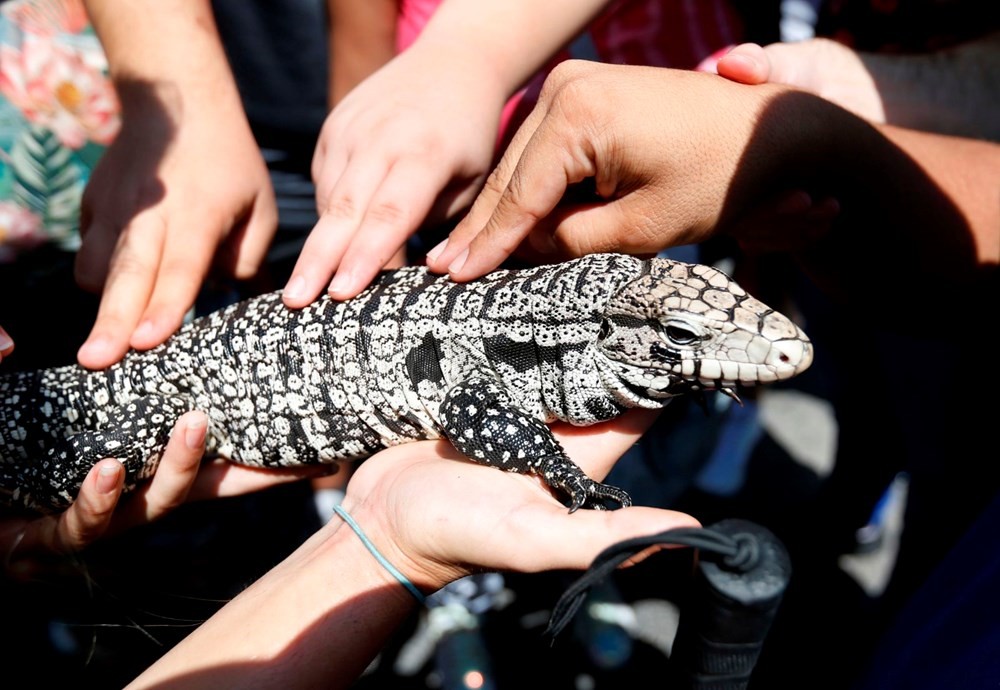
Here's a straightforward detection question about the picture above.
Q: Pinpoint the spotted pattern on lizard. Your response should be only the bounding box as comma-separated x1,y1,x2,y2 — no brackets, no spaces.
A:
0,254,813,514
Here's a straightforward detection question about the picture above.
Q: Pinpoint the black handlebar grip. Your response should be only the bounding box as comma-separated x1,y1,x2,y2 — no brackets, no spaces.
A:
668,518,792,690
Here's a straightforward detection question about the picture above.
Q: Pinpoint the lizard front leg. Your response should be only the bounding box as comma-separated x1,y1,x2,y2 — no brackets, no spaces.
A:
439,377,631,512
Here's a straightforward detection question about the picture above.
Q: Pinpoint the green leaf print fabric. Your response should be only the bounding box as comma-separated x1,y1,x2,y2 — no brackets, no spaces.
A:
0,0,118,262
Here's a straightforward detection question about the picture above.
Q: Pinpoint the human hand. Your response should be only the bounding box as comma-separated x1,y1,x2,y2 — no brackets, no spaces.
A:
123,409,696,690
1,410,205,579
712,40,886,124
75,81,277,370
1,410,324,579
427,60,840,280
343,409,699,593
283,43,508,306
697,44,844,250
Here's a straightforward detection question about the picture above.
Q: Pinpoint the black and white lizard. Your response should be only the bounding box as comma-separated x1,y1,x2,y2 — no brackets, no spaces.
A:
0,253,812,514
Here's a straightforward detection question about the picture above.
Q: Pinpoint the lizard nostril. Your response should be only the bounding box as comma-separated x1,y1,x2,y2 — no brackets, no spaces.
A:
779,353,790,363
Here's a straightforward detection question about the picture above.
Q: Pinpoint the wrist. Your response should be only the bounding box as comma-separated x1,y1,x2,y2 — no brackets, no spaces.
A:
86,0,239,100
402,38,513,105
330,505,427,603
342,499,465,596
409,0,607,97
127,512,423,689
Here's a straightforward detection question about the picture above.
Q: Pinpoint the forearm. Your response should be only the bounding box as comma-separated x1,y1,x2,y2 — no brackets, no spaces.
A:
821,120,999,273
83,0,244,117
738,88,999,302
874,124,1000,265
860,31,1000,141
411,0,610,97
126,515,419,690
328,0,397,105
125,431,699,687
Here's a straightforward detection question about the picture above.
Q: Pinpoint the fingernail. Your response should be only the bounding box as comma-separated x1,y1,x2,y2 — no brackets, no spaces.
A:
185,413,208,450
284,275,306,302
447,248,468,275
425,238,448,263
328,272,351,298
77,335,110,362
695,46,731,74
0,327,12,352
96,461,122,494
133,320,156,343
727,53,758,71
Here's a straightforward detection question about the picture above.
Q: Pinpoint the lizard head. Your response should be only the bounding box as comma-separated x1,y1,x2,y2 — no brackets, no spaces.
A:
596,258,813,403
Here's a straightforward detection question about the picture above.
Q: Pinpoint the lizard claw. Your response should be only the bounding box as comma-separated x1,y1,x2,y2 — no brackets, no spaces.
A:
564,475,633,513
588,482,632,511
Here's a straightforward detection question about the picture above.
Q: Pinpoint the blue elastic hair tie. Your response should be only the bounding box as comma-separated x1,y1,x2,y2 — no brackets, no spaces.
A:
333,504,426,604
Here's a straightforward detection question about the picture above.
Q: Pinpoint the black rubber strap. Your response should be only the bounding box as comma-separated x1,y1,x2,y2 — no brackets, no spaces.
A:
546,525,760,639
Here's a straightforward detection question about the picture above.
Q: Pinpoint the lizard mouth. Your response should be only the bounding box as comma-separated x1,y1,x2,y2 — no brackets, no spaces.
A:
677,341,814,387
624,362,765,399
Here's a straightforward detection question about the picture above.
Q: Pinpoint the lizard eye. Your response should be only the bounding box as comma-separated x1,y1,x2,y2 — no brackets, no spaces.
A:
662,322,700,346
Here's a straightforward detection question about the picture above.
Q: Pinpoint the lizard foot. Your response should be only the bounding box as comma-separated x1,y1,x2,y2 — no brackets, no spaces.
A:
539,455,633,513
441,377,633,512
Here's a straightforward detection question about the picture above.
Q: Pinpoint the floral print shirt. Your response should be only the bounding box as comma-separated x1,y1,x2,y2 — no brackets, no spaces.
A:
0,0,119,262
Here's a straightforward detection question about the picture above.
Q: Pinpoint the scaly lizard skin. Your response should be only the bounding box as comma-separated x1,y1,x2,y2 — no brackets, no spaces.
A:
0,254,812,513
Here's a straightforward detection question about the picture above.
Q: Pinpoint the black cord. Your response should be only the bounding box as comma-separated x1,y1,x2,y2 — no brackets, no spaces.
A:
545,525,760,639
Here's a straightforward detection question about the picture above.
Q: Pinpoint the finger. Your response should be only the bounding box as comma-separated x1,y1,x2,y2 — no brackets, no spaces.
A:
73,219,119,293
311,108,353,198
446,112,594,282
715,43,772,85
424,174,489,228
115,411,207,527
130,217,219,350
423,161,525,274
330,159,450,299
53,459,124,553
384,245,408,270
694,45,734,74
5,460,123,576
528,196,669,260
187,459,330,502
76,212,166,369
221,187,280,279
283,156,389,308
425,100,549,273
502,503,700,573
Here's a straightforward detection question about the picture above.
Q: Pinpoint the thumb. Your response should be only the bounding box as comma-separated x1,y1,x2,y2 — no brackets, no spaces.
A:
540,195,681,259
521,505,701,572
221,190,278,279
715,43,772,85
